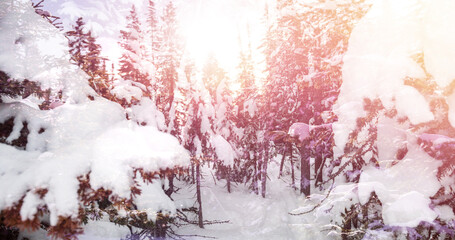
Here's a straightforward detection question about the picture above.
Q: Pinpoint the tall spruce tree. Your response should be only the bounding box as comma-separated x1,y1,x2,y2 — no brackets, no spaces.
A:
157,1,181,128
67,17,88,68
147,0,160,63
201,54,238,192
146,0,160,99
118,5,149,97
66,17,110,98
235,36,262,194
182,72,215,228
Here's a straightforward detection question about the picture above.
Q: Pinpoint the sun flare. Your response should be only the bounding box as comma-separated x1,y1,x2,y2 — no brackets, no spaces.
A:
181,13,240,70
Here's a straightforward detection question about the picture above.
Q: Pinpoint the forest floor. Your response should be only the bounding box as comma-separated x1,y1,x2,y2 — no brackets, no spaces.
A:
22,159,319,240
173,161,306,240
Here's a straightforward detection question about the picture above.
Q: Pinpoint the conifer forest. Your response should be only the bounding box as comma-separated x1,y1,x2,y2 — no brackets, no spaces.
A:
2,0,455,239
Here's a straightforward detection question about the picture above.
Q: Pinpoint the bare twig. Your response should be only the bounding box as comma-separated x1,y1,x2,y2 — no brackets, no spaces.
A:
289,179,335,216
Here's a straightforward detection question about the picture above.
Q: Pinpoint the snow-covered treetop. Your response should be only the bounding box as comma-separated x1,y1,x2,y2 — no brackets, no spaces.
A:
334,0,455,150
0,0,94,103
211,135,236,167
288,122,310,142
0,1,190,237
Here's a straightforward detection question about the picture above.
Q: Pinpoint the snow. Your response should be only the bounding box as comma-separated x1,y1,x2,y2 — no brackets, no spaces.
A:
334,0,455,148
211,135,236,167
435,205,455,222
0,99,189,225
134,179,176,222
395,85,434,124
288,122,310,142
290,184,359,239
111,79,143,102
447,92,455,128
376,116,408,167
244,98,257,118
0,0,189,229
174,163,305,240
288,123,332,143
423,0,455,88
130,98,166,130
419,133,455,146
333,0,455,232
79,219,130,240
358,142,441,227
0,0,93,101
4,0,455,238
382,191,437,227
332,101,365,155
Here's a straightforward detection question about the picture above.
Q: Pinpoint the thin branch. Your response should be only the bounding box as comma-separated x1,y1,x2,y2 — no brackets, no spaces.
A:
289,179,334,216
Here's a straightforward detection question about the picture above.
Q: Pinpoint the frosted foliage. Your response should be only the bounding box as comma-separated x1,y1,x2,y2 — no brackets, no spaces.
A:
112,79,143,102
358,141,441,227
395,85,434,124
288,123,310,142
211,135,236,167
334,0,455,148
332,101,364,155
130,98,166,130
199,102,214,135
0,1,93,102
382,191,437,227
332,0,455,230
0,99,189,226
447,92,455,128
423,0,455,88
376,116,407,167
244,99,257,118
290,184,359,238
134,178,176,222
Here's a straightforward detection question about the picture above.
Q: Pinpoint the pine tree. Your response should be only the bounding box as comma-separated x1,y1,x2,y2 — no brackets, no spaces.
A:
202,54,226,99
260,0,368,195
1,2,190,239
147,0,160,63
235,36,262,194
157,1,181,127
118,5,149,97
182,73,214,229
201,55,238,192
66,17,88,68
145,0,161,99
66,18,110,98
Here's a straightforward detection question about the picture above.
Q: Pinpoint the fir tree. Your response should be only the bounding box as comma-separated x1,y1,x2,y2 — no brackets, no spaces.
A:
66,17,88,68
118,5,149,96
66,18,110,98
182,73,214,229
202,54,226,99
235,36,262,194
147,0,160,63
157,1,181,127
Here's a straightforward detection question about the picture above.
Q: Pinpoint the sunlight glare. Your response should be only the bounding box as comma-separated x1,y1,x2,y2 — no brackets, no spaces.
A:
180,8,240,70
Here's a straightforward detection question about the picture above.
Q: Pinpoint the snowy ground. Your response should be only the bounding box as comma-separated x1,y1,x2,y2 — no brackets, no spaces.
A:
173,162,305,240
20,160,322,240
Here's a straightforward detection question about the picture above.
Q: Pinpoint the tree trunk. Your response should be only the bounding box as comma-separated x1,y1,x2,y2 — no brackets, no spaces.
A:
164,173,174,197
300,146,311,196
191,161,195,184
253,157,259,194
256,153,263,195
314,154,323,187
227,166,231,193
290,145,296,189
196,162,204,228
278,145,287,179
261,143,269,198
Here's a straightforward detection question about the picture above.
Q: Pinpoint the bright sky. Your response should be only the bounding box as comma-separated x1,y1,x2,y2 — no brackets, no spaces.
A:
40,0,269,80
